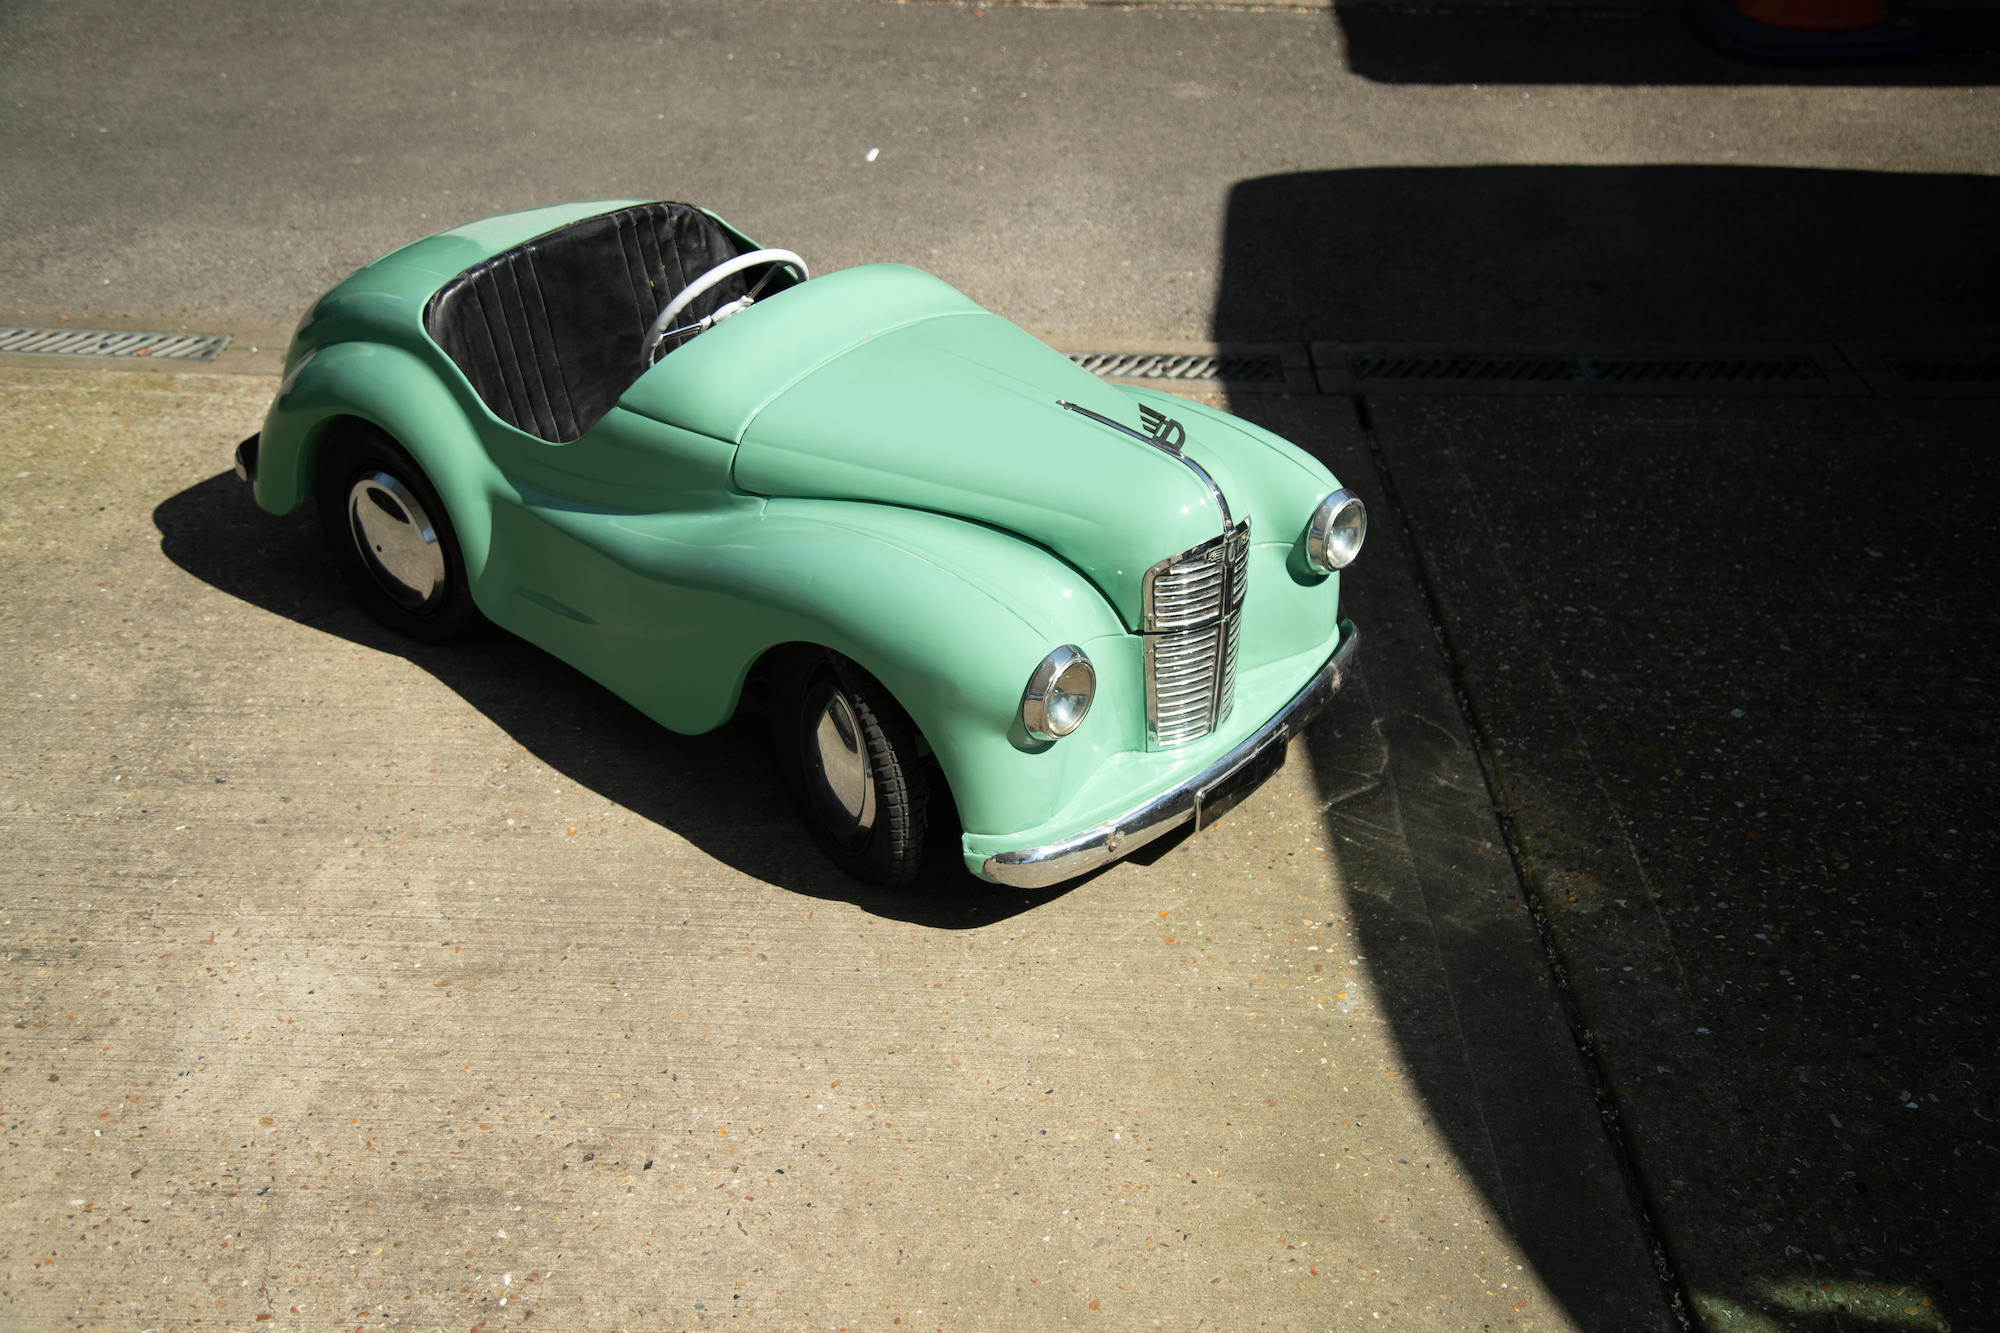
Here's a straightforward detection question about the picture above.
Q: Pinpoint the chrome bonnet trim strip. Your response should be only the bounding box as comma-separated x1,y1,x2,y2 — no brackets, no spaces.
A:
1057,399,1232,529
982,626,1359,889
1057,399,1166,451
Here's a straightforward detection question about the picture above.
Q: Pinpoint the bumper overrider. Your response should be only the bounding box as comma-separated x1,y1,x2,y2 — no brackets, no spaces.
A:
983,623,1359,888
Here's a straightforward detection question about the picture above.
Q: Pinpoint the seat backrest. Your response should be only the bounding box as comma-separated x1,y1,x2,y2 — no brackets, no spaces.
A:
425,202,758,443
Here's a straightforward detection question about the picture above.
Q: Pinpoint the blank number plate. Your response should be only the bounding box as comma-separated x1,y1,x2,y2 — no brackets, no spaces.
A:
1194,732,1289,832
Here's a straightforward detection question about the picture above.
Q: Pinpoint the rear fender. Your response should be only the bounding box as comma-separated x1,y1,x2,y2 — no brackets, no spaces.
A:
254,341,503,582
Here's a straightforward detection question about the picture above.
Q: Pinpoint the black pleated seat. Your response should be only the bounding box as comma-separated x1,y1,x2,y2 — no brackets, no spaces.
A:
424,202,777,443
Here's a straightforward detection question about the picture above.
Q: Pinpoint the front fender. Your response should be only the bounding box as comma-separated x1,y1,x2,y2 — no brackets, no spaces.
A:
757,500,1140,840
516,496,1133,838
254,341,503,584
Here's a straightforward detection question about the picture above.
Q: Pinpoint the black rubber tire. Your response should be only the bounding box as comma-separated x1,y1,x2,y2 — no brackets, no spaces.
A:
770,648,929,888
317,424,485,644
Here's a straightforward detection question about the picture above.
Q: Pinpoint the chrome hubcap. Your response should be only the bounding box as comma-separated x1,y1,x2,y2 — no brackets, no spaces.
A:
802,680,875,852
347,472,445,611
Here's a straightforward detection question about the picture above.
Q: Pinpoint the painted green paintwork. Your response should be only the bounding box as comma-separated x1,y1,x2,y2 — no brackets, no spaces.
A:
254,202,1351,880
625,265,1272,630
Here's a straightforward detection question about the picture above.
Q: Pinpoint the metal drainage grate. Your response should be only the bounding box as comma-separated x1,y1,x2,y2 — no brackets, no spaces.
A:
1350,352,1825,386
1069,352,1286,384
1581,356,1824,384
0,327,231,362
1351,354,1578,384
1888,356,2000,385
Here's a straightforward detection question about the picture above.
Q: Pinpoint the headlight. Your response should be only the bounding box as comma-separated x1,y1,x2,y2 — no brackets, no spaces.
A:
1022,645,1095,741
1305,489,1366,572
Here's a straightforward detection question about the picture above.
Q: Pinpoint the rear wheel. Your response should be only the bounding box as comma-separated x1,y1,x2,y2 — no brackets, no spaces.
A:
771,648,928,887
317,425,483,643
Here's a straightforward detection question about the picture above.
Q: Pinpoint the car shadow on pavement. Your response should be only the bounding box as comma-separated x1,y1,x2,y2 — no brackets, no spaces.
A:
152,469,1068,929
1219,168,1998,1329
1331,1,2000,87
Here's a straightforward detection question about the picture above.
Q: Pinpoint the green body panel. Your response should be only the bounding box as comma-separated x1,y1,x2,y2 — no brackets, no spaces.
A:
252,203,1354,881
258,340,507,578
614,263,991,443
255,200,660,518
724,284,1219,630
485,488,1133,838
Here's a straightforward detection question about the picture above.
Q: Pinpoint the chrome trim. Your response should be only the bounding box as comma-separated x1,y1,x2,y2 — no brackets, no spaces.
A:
1139,522,1250,634
1058,399,1167,451
982,626,1359,889
1022,645,1096,741
1305,489,1367,573
1057,399,1232,528
1171,452,1231,530
347,471,446,611
644,248,809,362
802,678,877,852
1141,521,1250,749
1056,397,1249,747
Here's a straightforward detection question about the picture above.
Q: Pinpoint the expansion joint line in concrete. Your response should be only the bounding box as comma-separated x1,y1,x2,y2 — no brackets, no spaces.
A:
1353,391,1694,1333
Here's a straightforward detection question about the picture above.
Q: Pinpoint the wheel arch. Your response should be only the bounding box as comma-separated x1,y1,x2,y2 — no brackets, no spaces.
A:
653,500,1136,841
255,340,503,582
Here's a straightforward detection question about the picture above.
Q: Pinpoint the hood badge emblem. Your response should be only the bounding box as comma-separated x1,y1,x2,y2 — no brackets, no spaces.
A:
1137,404,1187,454
1055,396,1229,526
1056,398,1186,459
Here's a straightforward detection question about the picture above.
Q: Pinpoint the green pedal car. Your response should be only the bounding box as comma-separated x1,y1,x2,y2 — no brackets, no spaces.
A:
238,200,1363,888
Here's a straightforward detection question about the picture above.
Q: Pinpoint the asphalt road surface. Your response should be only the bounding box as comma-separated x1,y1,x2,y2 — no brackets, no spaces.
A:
6,0,1997,354
4,2,1998,1332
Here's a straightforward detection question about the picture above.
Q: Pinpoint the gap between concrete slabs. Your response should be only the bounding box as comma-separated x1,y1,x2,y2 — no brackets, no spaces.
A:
1226,393,1680,1331
1360,392,1997,1331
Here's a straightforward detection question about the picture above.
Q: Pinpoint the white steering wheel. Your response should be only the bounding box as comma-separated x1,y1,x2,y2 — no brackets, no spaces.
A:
643,248,808,362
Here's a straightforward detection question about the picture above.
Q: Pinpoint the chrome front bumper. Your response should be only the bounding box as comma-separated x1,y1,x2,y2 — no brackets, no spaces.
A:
982,625,1359,889
233,433,260,484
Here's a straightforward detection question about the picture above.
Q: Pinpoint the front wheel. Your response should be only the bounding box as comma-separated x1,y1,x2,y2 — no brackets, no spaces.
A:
317,425,484,643
771,649,928,888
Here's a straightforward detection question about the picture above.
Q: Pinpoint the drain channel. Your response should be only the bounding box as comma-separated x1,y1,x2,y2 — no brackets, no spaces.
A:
0,327,231,362
1887,356,1999,385
1069,352,1286,384
1349,352,1825,386
1350,354,1577,384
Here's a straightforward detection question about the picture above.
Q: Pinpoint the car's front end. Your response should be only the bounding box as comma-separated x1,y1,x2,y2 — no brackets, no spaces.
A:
620,263,1365,885
955,390,1364,887
976,622,1358,886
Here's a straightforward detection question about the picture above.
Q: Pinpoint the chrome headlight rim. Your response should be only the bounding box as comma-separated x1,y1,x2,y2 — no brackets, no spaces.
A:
1022,645,1096,741
1305,488,1367,573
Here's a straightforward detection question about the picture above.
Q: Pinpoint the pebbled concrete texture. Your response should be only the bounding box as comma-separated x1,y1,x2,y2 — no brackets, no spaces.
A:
1,369,1665,1330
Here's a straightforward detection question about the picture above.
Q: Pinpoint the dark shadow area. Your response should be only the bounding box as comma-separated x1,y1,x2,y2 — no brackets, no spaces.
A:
1215,165,2000,347
1220,170,2000,1327
152,470,1066,930
1224,394,1682,1329
1357,392,2000,1329
1333,1,2000,86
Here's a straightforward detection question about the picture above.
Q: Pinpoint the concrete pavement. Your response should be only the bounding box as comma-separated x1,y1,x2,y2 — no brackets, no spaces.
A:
1,368,1664,1330
1362,393,1997,1331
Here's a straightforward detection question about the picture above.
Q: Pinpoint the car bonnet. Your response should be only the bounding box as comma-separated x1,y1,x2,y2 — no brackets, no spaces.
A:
617,265,1234,630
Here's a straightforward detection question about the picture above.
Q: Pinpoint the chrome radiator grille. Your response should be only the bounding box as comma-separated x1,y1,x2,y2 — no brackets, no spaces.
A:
1144,522,1250,748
